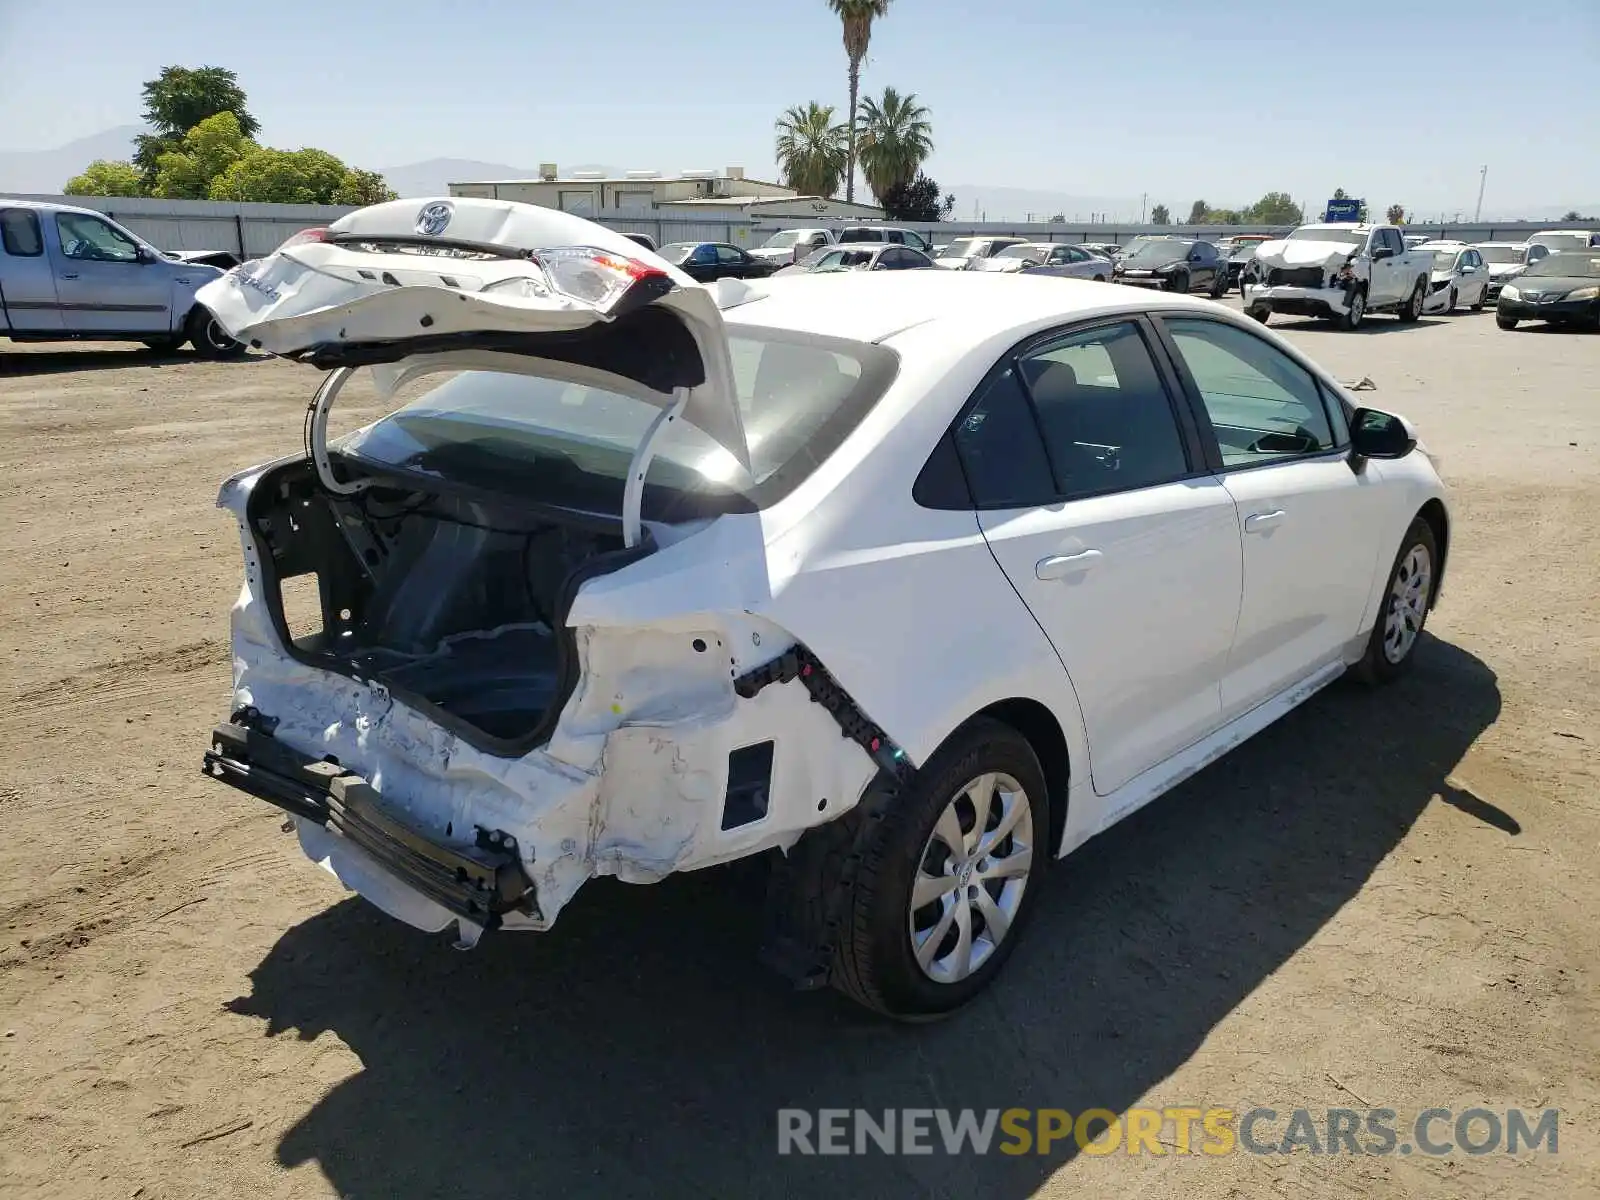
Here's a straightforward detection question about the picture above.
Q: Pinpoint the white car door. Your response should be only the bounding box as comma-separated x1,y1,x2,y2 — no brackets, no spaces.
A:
954,317,1243,796
1367,229,1401,304
1157,315,1387,719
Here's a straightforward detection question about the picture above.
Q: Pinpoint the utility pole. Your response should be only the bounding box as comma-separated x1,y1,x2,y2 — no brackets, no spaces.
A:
1474,165,1488,222
1140,193,1147,223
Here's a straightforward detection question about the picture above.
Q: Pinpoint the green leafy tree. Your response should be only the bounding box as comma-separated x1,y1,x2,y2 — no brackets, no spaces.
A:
1561,209,1583,221
857,87,933,204
1187,200,1210,224
210,147,348,204
1205,208,1242,225
1149,204,1171,225
1386,203,1405,225
827,0,892,202
878,171,953,222
1246,192,1303,225
1332,187,1349,200
150,112,256,199
774,102,849,198
134,65,259,188
62,160,143,197
332,169,399,206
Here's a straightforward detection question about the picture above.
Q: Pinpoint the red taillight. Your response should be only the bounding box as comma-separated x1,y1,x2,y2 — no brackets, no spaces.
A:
279,227,333,250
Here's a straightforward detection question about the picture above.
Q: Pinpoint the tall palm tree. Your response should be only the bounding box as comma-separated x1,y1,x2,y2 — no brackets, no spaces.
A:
856,87,933,204
773,102,849,199
827,0,891,202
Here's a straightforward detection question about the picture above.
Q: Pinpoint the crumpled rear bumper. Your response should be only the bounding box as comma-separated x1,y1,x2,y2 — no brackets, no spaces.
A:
204,715,538,935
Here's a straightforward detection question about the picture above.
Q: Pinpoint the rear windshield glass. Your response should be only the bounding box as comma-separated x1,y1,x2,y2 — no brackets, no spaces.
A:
335,331,899,515
1288,227,1365,246
1475,244,1524,264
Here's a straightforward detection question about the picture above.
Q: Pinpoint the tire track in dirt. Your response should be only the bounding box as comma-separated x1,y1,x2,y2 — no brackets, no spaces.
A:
2,638,229,728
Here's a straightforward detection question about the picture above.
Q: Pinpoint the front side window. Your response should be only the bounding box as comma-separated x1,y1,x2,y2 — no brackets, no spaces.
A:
715,245,744,264
55,212,139,262
1163,318,1336,467
1019,321,1190,499
0,208,43,256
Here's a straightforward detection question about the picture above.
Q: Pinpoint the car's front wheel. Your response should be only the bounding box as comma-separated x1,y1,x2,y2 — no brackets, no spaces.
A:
1168,270,1190,294
832,718,1049,1020
1497,314,1519,330
1354,517,1438,684
186,307,245,359
1341,286,1367,330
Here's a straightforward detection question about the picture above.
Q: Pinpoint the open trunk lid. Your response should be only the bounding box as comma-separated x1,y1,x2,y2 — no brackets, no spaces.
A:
197,197,749,471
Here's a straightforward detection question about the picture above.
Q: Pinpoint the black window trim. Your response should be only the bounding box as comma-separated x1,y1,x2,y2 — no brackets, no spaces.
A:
1,207,44,257
1146,311,1352,476
915,312,1213,512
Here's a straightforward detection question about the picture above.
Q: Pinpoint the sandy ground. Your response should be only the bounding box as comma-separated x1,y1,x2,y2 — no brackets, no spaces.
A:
1,305,1596,1199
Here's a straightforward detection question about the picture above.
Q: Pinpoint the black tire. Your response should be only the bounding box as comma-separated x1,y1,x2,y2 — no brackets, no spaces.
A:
1168,270,1189,294
1446,287,1458,314
1340,286,1368,330
1248,304,1271,324
1396,279,1425,323
1092,274,1106,283
1470,286,1486,313
1496,314,1518,330
1354,517,1439,685
831,718,1050,1020
186,307,244,359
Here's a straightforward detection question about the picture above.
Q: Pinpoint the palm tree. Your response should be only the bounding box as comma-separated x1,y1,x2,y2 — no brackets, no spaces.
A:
856,87,933,205
773,103,849,199
827,0,891,202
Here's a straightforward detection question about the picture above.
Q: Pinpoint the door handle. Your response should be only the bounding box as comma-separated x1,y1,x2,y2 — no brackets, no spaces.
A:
1035,549,1103,580
60,272,80,279
1244,509,1285,533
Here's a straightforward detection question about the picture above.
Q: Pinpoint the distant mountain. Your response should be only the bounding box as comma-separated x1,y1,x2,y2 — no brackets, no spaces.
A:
377,159,616,197
944,183,1146,223
0,125,148,194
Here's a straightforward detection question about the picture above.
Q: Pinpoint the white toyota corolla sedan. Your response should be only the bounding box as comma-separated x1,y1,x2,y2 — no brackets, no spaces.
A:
199,199,1451,1019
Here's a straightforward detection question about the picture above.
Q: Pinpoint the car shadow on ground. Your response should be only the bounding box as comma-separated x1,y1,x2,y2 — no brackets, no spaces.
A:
227,635,1505,1199
1264,315,1451,336
0,347,264,376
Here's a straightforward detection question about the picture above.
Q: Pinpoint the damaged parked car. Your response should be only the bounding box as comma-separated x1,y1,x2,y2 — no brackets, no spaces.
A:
198,198,1452,1019
1245,223,1432,329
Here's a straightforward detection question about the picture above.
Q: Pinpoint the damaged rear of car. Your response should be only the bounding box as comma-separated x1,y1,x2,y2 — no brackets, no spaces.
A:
199,198,908,956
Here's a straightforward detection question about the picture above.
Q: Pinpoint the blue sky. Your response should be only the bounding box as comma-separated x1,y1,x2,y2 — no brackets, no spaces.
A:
1,0,1596,216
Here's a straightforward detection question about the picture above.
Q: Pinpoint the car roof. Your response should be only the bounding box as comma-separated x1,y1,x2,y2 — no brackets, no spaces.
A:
0,197,103,217
724,271,1220,345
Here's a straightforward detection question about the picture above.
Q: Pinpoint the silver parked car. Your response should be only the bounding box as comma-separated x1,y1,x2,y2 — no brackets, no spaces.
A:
974,243,1112,281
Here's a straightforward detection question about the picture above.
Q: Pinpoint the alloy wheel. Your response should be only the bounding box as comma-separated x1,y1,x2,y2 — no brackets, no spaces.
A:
908,772,1035,984
1383,543,1432,663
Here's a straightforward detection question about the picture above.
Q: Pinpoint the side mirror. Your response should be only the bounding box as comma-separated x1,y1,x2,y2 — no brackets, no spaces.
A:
1371,245,1395,260
1350,408,1416,460
135,245,158,264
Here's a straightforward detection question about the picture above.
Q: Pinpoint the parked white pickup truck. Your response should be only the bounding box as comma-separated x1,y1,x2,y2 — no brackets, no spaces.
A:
1244,223,1431,330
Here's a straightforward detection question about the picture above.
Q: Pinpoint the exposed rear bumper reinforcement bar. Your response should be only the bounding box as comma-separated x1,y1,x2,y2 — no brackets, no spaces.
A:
201,714,538,928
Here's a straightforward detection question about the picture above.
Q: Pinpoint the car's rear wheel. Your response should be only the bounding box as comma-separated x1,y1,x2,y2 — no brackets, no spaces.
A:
831,718,1049,1020
1093,274,1106,283
1497,314,1519,330
1397,280,1425,323
186,307,244,359
1354,517,1438,685
1248,304,1271,324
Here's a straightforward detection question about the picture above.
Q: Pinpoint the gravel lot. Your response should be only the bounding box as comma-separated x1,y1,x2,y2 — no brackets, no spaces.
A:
1,303,1596,1199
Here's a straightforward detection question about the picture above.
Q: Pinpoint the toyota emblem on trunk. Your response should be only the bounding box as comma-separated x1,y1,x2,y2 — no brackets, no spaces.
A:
416,202,453,236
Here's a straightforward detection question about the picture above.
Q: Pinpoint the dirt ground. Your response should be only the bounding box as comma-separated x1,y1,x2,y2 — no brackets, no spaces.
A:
1,306,1596,1199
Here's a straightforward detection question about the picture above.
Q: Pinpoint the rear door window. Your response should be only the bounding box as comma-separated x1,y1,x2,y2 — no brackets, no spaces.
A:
1,208,44,256
1017,321,1191,499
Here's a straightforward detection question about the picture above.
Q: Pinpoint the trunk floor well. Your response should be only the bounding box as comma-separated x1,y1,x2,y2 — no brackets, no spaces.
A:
246,458,648,755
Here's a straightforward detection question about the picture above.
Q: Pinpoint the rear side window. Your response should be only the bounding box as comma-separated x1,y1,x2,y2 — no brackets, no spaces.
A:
952,367,1057,508
1018,321,1190,499
1,208,43,256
